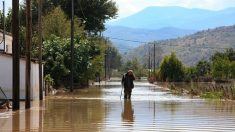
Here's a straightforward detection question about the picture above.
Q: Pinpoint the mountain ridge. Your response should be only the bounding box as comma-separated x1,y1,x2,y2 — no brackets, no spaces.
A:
104,25,196,53
104,6,235,53
107,6,235,30
125,25,235,66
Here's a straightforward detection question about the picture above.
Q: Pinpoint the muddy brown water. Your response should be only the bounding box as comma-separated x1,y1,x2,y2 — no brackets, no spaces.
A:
1,81,235,131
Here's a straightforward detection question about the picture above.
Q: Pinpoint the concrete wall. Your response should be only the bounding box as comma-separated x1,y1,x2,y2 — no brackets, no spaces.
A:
0,54,42,100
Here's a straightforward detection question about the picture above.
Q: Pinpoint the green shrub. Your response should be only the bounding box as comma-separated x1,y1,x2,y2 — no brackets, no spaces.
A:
200,92,223,99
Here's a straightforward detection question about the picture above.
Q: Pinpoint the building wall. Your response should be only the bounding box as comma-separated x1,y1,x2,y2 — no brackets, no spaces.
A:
5,34,13,54
0,54,42,100
0,33,12,53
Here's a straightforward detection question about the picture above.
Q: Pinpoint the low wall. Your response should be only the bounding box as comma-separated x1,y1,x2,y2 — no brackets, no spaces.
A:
0,54,42,100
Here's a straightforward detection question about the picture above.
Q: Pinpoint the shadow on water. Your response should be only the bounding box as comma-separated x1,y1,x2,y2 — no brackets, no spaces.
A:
1,81,235,131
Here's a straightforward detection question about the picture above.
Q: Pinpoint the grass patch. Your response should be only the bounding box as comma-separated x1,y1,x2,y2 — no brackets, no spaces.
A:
200,92,223,99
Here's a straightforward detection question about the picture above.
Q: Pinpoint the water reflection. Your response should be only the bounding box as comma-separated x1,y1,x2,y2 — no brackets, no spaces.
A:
121,100,134,126
12,111,19,132
25,109,31,132
162,102,181,115
1,83,235,131
42,98,106,131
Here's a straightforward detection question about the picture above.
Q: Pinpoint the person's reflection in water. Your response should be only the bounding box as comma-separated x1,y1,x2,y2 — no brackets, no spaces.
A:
121,100,134,126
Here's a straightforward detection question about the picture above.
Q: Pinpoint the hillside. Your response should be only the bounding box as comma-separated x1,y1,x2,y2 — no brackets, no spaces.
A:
104,26,196,53
126,25,235,66
108,6,235,30
105,6,235,53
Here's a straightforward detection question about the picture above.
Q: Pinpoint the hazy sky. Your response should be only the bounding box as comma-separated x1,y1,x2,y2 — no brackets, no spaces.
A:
4,0,235,19
4,0,12,11
113,0,235,19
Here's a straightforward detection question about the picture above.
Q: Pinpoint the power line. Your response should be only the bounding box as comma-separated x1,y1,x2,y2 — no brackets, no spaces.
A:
107,37,147,44
106,36,234,50
163,43,233,49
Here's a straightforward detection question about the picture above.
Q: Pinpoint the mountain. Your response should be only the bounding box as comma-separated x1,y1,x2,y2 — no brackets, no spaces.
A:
107,6,235,30
104,26,196,53
126,25,235,66
105,6,235,53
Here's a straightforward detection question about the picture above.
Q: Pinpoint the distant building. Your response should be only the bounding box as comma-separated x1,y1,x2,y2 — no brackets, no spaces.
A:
0,31,43,100
0,30,12,54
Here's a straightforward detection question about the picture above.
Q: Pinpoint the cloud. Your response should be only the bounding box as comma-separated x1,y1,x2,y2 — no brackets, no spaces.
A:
114,0,139,18
114,0,235,19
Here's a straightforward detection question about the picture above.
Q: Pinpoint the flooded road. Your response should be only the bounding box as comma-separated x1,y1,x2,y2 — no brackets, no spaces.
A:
1,81,235,131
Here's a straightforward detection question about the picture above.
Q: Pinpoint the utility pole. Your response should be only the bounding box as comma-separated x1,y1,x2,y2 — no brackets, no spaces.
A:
70,0,74,92
109,48,111,79
153,43,156,74
104,49,107,80
3,1,5,52
12,0,20,111
107,47,111,80
150,47,153,76
104,39,107,80
148,46,151,78
38,0,43,99
25,0,32,109
107,49,109,80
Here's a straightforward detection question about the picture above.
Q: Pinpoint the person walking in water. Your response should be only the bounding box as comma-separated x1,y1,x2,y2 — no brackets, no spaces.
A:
122,70,135,99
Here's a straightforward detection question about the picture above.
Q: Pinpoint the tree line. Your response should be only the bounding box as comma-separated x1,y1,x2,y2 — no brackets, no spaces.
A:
155,49,235,82
1,0,122,87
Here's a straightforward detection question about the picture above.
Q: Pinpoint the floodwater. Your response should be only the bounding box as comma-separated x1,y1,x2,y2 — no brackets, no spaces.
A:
1,81,235,132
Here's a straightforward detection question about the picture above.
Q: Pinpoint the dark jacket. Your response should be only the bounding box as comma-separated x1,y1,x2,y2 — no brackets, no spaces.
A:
122,73,135,89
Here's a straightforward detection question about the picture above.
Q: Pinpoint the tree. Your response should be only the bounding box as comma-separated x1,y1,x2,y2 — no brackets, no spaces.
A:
211,49,235,80
122,58,146,78
159,52,185,82
18,0,39,30
42,7,86,39
4,10,12,32
211,57,230,80
43,35,70,85
109,46,122,69
158,55,169,81
226,48,235,61
184,66,197,82
73,37,101,86
196,60,211,77
42,7,70,39
211,49,235,61
0,10,3,29
231,61,235,79
16,0,117,34
44,0,118,34
43,35,105,86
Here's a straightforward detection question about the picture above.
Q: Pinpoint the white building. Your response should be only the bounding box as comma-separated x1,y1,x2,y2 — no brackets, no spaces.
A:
0,32,43,100
0,30,12,53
